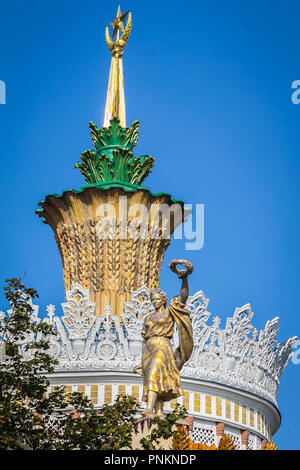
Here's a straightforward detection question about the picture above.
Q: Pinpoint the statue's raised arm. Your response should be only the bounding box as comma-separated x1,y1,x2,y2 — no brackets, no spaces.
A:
169,259,194,305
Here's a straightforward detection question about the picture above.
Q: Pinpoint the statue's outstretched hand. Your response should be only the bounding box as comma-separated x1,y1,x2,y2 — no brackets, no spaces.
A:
177,270,188,279
170,259,194,304
169,259,194,278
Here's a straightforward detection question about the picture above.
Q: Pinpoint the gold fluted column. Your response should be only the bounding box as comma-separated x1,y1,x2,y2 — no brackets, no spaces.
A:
103,55,126,128
37,187,185,316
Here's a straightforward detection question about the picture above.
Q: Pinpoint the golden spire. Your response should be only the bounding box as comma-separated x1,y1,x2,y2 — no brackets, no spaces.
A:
103,6,132,128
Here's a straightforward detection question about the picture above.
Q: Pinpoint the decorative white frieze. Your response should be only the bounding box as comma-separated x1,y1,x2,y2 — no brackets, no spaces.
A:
3,284,297,406
121,286,155,357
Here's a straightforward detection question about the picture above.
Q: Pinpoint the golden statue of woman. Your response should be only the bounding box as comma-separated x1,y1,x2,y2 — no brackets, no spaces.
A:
134,259,194,417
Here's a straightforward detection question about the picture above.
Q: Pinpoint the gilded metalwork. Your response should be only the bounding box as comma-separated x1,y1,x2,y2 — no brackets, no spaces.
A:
104,6,132,127
178,434,236,451
109,6,129,41
105,6,132,58
172,425,190,450
134,260,194,416
263,440,278,450
37,188,185,316
169,259,194,277
217,434,236,451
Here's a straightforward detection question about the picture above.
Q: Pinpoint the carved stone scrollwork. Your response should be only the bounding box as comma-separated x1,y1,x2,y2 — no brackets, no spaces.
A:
61,283,96,341
122,286,155,358
97,307,118,361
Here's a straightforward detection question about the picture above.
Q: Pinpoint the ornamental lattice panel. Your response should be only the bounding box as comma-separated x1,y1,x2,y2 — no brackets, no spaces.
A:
247,434,261,450
191,420,217,446
224,426,242,449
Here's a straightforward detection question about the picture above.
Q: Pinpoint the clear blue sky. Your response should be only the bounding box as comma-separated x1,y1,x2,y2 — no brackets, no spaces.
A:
0,0,299,449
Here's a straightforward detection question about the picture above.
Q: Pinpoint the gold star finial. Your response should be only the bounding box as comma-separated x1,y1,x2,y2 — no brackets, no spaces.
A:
105,6,132,57
103,7,132,127
110,5,129,40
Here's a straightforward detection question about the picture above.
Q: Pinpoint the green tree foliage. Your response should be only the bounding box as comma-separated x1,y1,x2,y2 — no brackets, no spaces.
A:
0,278,187,450
140,404,187,450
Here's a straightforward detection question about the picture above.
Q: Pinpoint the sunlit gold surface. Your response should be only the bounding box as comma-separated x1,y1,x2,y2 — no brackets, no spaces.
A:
109,5,129,40
104,7,132,127
139,296,193,402
38,187,185,316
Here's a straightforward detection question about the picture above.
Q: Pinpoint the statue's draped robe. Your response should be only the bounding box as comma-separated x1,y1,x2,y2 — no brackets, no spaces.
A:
137,296,193,402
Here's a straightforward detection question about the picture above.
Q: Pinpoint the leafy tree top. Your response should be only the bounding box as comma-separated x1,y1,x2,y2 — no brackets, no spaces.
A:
0,278,187,450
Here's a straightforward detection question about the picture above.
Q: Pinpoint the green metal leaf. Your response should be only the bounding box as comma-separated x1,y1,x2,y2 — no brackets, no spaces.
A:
75,117,155,186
